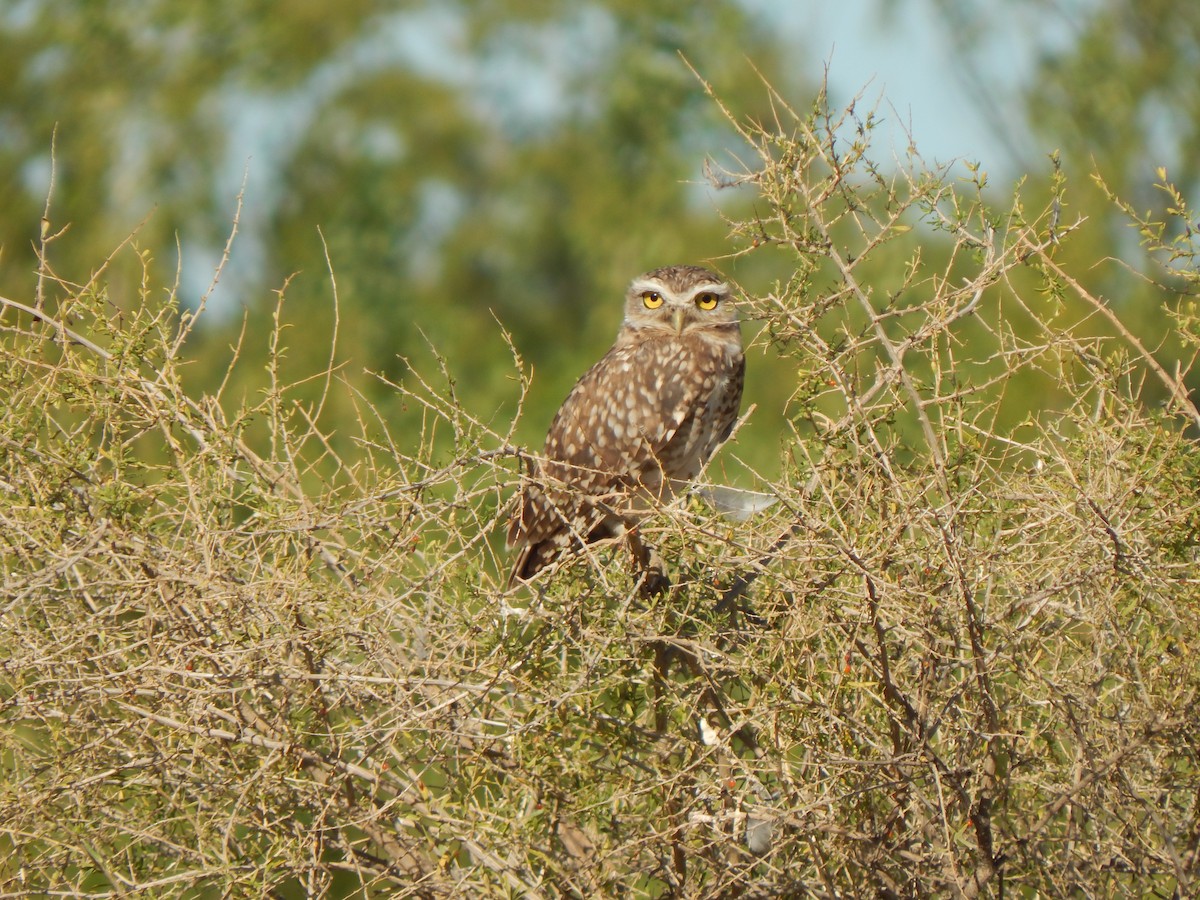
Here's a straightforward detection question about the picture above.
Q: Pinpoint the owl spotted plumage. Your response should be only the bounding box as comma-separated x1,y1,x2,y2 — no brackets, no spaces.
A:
508,264,745,587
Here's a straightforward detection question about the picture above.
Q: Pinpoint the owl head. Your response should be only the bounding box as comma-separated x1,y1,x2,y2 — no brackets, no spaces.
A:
621,264,739,338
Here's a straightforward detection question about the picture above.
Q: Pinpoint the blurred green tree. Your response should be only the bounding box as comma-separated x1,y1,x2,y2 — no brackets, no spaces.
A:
881,0,1200,197
881,0,1200,390
0,2,806,466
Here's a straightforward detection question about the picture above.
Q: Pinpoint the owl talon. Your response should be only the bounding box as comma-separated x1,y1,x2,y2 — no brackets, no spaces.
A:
639,562,672,598
628,532,670,596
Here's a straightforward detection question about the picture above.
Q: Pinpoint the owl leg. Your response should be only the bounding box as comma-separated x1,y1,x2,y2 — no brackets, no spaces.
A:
626,528,670,596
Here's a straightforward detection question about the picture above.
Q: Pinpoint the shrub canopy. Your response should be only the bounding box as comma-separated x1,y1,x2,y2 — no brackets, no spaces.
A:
3,83,1200,898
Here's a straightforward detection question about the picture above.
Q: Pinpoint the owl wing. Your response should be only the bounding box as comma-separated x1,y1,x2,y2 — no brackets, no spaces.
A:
508,340,705,583
715,354,746,444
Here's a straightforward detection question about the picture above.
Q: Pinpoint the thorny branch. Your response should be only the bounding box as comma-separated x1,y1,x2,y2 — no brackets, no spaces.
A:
4,82,1200,899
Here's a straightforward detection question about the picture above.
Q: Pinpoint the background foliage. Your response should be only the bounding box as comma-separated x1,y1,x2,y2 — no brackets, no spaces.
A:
3,1,1200,897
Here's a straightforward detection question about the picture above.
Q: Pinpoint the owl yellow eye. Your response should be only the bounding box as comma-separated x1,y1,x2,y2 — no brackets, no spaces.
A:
642,291,664,309
695,292,719,311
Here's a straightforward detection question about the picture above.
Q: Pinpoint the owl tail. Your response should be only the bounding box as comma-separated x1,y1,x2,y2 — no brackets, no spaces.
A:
506,484,611,587
506,477,572,586
507,539,558,588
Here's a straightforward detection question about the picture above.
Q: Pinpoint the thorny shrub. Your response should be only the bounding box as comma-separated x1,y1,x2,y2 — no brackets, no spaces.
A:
3,84,1200,898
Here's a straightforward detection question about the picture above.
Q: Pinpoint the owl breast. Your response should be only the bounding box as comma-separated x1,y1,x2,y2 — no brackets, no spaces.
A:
650,335,744,488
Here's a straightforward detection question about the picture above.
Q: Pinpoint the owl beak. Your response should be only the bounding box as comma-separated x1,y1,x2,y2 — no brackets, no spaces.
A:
671,307,686,335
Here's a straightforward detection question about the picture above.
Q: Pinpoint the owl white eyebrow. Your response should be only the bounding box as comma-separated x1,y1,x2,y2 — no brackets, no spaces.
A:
629,280,729,297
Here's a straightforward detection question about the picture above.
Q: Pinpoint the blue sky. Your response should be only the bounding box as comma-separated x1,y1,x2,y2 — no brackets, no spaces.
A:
759,2,1065,180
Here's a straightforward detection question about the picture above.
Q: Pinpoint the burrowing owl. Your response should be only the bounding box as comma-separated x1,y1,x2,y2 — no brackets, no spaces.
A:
508,264,745,587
